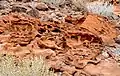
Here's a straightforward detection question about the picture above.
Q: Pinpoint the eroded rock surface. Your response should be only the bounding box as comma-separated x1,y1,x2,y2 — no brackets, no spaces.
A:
84,58,120,76
0,13,118,76
79,14,118,44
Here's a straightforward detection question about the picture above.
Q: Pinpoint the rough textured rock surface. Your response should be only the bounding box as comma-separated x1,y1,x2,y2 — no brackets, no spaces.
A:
0,12,118,76
79,14,118,44
0,13,39,45
84,58,120,76
0,0,120,76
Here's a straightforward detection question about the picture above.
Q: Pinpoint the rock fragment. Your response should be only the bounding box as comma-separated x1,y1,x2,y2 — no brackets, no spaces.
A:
11,5,28,12
0,1,10,9
36,3,48,11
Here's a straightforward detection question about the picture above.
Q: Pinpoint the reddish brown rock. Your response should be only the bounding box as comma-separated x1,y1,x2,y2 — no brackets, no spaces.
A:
0,13,118,76
0,13,39,45
79,14,118,44
84,58,120,76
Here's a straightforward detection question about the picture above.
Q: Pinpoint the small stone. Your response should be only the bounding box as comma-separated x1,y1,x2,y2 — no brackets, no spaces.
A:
47,4,56,10
22,0,31,3
51,13,56,17
56,12,63,17
102,51,109,58
36,3,48,11
115,35,120,44
74,71,90,76
62,72,72,76
12,5,28,12
61,66,76,75
0,1,10,9
27,8,39,18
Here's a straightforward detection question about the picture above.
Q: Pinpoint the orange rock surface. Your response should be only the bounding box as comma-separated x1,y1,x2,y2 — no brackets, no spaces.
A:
79,14,118,44
0,13,118,76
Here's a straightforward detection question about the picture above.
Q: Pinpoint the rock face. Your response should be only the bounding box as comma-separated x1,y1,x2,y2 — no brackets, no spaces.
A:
80,14,118,44
0,13,118,76
0,13,39,45
84,58,120,76
0,0,119,76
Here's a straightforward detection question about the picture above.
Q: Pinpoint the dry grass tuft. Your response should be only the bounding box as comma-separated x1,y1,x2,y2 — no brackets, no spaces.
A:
0,54,54,76
86,1,114,16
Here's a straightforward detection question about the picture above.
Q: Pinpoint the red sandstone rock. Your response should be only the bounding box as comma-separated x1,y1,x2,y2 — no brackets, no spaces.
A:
79,14,118,44
0,13,118,76
84,58,120,76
